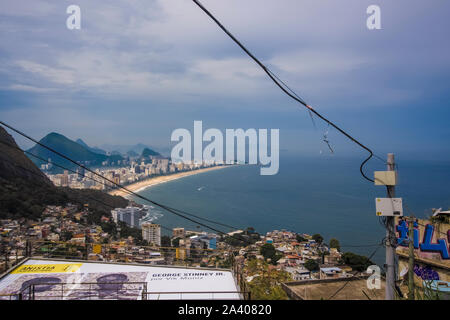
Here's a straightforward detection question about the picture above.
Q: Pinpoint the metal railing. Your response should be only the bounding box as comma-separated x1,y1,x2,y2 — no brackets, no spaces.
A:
0,241,251,300
1,283,250,300
142,291,250,300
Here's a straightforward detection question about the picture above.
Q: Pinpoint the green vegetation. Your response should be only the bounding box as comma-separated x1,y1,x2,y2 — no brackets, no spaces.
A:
0,177,67,220
161,235,171,247
141,147,160,158
340,252,374,272
0,126,129,221
223,229,260,247
172,237,181,247
218,255,233,268
296,234,307,242
329,238,341,251
260,243,282,265
75,138,106,155
312,233,324,244
246,259,291,300
26,132,112,173
118,221,144,243
304,259,319,271
60,231,73,242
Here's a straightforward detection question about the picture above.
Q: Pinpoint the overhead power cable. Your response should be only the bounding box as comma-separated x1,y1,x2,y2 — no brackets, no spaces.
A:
7,138,239,230
191,0,379,183
0,152,173,234
327,241,384,300
0,135,240,231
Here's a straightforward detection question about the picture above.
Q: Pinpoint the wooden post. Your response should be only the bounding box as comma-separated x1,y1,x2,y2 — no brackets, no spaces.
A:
408,217,415,300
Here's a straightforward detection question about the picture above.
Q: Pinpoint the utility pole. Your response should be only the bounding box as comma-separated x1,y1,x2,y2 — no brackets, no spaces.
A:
385,153,396,300
408,216,415,300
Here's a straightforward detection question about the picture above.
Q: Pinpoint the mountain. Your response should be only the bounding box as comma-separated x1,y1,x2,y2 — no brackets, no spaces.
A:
75,138,107,155
141,147,160,158
0,127,51,185
27,133,122,172
109,150,123,156
126,150,138,157
0,126,127,220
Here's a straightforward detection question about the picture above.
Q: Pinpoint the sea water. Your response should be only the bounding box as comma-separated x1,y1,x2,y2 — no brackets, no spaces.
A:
130,155,450,265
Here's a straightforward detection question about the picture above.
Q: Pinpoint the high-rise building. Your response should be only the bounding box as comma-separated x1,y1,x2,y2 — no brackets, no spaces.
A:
142,223,161,246
61,170,69,187
111,206,148,228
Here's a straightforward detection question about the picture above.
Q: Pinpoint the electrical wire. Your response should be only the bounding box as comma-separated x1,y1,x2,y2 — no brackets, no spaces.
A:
0,137,240,232
327,241,384,300
0,152,174,235
0,123,256,246
191,0,377,183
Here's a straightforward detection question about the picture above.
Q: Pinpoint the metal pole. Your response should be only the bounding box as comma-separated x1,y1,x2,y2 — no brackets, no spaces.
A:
408,217,415,300
385,153,396,300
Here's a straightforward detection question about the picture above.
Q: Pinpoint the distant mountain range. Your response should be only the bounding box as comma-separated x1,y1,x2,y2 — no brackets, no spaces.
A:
99,143,162,157
75,138,107,155
26,132,114,173
24,132,162,173
141,147,160,158
0,126,127,220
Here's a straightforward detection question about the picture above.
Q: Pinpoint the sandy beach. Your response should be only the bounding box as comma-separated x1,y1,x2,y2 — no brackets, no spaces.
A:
108,165,231,198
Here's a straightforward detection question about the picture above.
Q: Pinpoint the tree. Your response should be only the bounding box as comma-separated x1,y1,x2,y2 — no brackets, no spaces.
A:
296,234,307,242
340,252,374,272
246,260,292,300
161,235,171,247
172,237,181,248
244,227,255,235
312,234,324,244
260,244,276,260
224,235,246,247
60,231,73,241
260,243,282,265
304,259,319,271
329,238,340,251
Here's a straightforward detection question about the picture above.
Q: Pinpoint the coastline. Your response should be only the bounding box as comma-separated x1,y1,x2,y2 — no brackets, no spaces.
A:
108,165,232,198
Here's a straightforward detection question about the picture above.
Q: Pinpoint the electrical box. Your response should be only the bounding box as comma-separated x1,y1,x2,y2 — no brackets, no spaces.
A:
375,198,403,216
374,171,397,186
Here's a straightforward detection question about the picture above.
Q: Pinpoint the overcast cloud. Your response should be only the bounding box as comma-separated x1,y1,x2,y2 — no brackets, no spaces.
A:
0,0,449,160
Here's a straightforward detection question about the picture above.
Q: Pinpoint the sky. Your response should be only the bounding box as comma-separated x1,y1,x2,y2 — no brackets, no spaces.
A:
0,0,449,161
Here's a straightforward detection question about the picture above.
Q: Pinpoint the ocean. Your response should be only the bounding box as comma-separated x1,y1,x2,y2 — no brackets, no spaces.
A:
129,156,450,266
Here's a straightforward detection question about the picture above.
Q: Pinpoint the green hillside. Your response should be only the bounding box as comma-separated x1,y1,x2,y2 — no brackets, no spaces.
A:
0,126,128,220
141,147,160,158
27,132,122,172
76,138,107,155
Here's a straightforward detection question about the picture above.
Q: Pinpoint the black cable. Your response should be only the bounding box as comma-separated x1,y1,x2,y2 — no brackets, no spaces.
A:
191,0,377,183
4,138,240,231
0,152,177,235
0,151,229,261
327,241,383,300
0,137,239,231
0,155,219,259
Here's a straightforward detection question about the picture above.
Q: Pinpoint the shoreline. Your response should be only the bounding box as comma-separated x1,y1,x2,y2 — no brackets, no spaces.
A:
108,165,233,198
